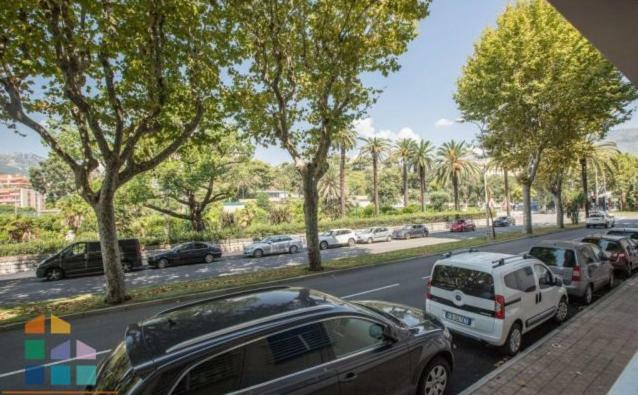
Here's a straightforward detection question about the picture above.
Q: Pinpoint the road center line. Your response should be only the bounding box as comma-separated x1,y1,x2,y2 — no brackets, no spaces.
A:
0,349,112,379
340,283,400,299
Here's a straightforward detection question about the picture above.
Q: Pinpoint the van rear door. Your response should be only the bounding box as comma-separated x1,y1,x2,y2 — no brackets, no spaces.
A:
528,246,577,285
430,265,495,335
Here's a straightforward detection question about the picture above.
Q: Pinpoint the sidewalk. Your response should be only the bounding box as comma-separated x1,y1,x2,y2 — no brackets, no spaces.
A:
463,277,638,395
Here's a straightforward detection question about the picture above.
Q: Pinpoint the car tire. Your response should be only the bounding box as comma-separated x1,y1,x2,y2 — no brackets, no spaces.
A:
122,261,132,273
253,249,264,258
367,237,373,244
502,322,522,356
158,258,169,269
289,245,298,254
348,238,355,247
320,241,328,250
204,254,215,263
583,284,593,305
418,356,450,395
554,297,568,323
46,267,64,281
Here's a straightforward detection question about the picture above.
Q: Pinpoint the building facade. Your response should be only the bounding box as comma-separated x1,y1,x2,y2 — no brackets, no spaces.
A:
0,174,45,211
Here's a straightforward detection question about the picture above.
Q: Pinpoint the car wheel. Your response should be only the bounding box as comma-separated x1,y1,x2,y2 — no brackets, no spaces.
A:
289,245,298,254
348,238,355,247
367,237,373,244
122,262,132,273
204,254,214,263
583,284,593,305
554,297,568,323
253,249,264,258
502,322,522,356
158,258,169,269
418,356,450,395
46,267,64,281
320,241,328,250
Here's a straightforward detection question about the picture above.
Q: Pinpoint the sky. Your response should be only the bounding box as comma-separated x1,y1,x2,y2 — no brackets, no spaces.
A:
2,0,637,163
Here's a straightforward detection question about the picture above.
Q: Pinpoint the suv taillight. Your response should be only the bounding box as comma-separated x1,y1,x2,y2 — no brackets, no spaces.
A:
426,278,432,300
495,295,505,319
572,265,581,282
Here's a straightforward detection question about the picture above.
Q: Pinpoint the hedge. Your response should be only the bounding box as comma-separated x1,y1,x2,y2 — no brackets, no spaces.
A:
0,210,486,257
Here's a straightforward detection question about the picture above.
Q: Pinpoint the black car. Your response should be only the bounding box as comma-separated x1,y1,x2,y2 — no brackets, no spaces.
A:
148,242,222,268
35,239,142,281
91,286,453,395
493,216,516,227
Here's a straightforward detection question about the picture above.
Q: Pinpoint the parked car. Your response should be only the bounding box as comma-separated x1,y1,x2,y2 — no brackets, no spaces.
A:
426,250,568,355
449,218,476,232
581,234,638,277
493,216,516,227
148,242,222,268
391,224,429,239
243,235,303,258
356,227,392,243
36,239,142,281
91,286,454,395
586,211,615,228
528,240,614,305
607,227,638,241
319,229,356,249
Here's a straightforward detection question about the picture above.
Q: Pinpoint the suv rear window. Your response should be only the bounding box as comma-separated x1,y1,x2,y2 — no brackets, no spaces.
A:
529,247,576,268
431,265,494,299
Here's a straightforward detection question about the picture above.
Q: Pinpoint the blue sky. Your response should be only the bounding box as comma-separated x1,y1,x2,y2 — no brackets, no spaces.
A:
2,0,637,163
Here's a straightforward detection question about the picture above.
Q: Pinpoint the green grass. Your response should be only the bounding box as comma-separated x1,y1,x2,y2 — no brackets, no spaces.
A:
0,224,580,326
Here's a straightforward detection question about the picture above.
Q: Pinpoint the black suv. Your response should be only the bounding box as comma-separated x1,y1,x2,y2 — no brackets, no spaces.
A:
35,239,142,280
92,286,453,395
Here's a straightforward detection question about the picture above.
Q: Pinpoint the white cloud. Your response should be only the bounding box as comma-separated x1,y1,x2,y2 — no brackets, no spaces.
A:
353,118,421,142
434,118,455,128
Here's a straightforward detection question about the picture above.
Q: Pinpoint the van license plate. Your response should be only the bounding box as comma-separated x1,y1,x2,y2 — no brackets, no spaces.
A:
445,311,472,326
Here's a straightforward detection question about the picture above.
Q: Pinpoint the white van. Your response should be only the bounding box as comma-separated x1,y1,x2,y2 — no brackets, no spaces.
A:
425,251,568,355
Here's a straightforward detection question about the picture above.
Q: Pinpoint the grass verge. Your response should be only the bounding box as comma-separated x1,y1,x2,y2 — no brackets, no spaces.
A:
0,224,580,326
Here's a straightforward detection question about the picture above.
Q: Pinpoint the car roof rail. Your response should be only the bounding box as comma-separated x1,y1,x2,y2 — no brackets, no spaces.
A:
441,248,479,258
154,286,290,316
492,255,526,268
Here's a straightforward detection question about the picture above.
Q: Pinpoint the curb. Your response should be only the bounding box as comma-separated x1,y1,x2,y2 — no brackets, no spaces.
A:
0,225,585,332
458,272,632,395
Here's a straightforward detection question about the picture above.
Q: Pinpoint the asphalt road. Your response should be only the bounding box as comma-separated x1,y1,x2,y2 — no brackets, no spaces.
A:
1,221,634,393
0,223,539,305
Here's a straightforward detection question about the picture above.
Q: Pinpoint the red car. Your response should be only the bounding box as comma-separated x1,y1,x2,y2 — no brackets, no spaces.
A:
450,218,476,232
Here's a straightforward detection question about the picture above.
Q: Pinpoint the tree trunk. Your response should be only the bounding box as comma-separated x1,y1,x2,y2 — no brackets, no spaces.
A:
190,209,206,232
452,173,459,211
339,146,347,218
302,168,322,271
580,157,590,217
551,179,564,229
94,193,128,304
402,160,408,208
594,165,599,209
419,167,425,212
504,169,511,216
372,154,379,216
522,182,533,234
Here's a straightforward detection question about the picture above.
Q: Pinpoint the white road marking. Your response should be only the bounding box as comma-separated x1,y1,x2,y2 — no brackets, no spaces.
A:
340,283,400,299
0,349,111,379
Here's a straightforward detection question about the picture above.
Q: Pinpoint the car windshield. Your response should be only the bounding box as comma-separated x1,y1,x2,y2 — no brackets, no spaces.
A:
529,247,576,268
497,216,507,220
173,243,188,251
321,231,335,236
360,228,372,233
582,238,623,253
261,237,275,243
401,225,412,229
431,265,495,299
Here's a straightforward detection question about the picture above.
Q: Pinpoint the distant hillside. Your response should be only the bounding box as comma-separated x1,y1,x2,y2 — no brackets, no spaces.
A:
0,153,44,176
607,128,638,155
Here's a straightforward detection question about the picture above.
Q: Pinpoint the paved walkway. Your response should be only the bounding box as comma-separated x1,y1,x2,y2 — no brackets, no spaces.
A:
463,276,638,395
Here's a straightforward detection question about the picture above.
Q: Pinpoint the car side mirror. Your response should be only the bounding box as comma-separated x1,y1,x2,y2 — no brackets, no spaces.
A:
381,324,398,342
553,276,563,286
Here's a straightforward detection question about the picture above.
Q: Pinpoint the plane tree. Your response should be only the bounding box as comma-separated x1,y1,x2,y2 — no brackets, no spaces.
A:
233,0,429,270
0,1,240,303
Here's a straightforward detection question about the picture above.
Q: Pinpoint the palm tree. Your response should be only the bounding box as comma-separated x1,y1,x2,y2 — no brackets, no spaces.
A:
411,140,435,212
359,136,390,215
582,141,619,212
436,140,478,211
318,160,341,219
393,138,416,209
332,129,358,217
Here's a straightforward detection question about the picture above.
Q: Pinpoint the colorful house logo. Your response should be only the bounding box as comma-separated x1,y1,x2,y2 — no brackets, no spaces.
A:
24,314,97,386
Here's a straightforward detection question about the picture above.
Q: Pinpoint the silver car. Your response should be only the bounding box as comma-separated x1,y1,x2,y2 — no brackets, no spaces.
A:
356,227,392,243
243,235,303,258
528,240,614,305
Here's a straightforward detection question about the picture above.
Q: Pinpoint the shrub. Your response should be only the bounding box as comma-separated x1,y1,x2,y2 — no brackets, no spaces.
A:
269,205,292,225
429,191,450,211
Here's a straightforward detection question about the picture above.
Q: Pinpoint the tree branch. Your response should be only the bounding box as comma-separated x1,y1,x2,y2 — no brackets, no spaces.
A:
144,203,190,220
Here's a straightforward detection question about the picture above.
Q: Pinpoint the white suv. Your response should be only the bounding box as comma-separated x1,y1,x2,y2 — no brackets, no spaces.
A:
586,211,615,228
426,250,568,355
318,229,356,249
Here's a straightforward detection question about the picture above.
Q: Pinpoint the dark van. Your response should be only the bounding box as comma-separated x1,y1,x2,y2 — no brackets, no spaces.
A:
36,239,142,281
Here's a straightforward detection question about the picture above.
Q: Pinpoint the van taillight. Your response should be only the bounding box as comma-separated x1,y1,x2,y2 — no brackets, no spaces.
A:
494,295,505,319
426,278,432,300
572,265,581,282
